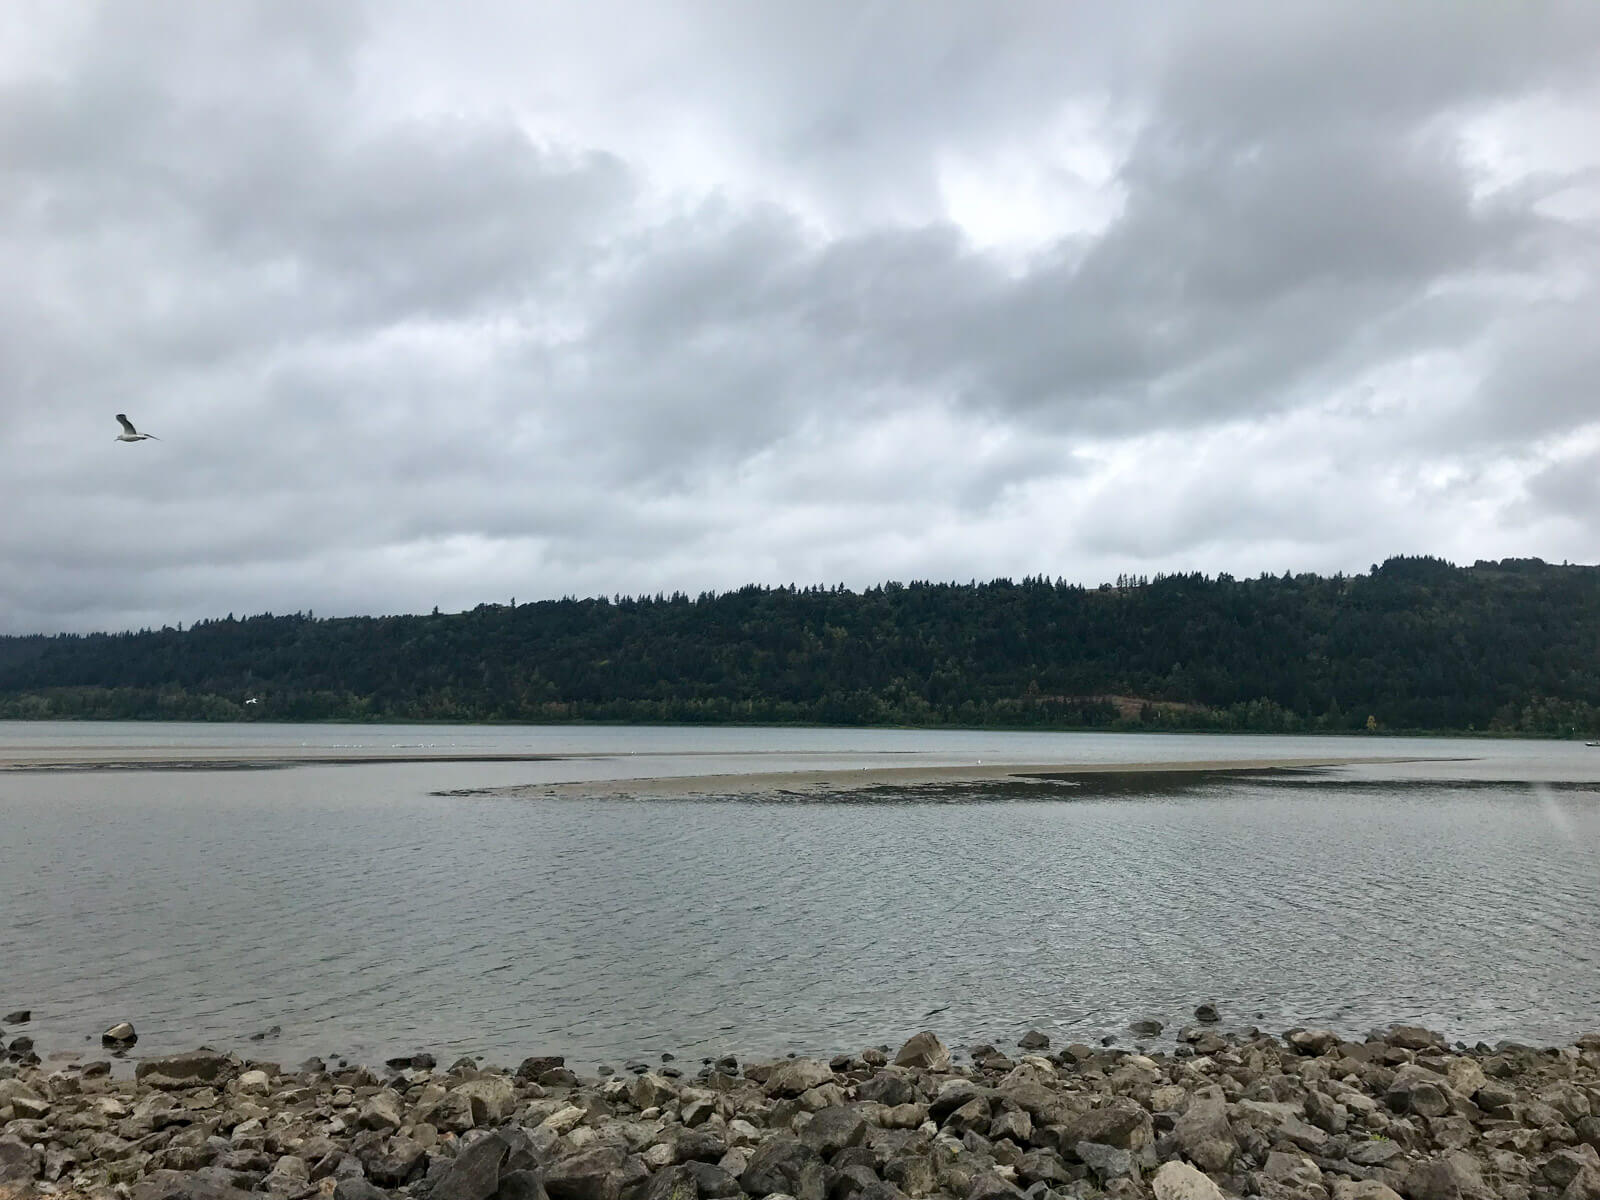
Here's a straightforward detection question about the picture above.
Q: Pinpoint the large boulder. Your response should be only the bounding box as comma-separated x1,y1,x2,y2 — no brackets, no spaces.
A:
543,1146,630,1200
799,1106,869,1156
0,1138,41,1183
1066,1100,1153,1152
429,1130,508,1200
740,1137,827,1200
1400,1152,1490,1200
894,1032,950,1072
1169,1086,1236,1173
1151,1161,1227,1200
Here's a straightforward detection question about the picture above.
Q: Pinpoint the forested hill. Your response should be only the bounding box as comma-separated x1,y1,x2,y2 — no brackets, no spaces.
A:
2,556,1598,734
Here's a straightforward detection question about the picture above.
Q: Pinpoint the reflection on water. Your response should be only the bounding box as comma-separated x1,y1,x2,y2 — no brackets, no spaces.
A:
1,723,1598,1070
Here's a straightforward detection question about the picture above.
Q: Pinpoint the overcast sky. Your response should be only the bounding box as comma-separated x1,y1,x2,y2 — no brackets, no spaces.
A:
3,2,1599,634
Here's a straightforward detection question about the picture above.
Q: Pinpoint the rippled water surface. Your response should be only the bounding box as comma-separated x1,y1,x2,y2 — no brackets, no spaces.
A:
2,722,1598,1067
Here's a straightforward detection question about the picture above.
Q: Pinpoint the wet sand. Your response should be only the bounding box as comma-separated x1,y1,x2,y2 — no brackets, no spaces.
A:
434,755,1455,798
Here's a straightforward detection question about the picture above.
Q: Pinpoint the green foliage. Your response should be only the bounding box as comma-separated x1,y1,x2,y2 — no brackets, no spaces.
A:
2,557,1598,735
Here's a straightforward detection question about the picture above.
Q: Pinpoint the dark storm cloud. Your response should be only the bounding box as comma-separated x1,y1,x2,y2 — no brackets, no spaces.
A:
2,1,1598,633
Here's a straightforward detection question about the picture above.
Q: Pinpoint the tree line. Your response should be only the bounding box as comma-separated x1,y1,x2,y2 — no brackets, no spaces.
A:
1,555,1597,735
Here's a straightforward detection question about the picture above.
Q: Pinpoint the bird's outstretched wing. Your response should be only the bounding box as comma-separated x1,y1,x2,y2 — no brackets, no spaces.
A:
116,414,137,435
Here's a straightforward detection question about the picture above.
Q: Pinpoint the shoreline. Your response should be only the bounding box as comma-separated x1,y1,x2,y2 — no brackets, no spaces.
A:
2,1018,1598,1200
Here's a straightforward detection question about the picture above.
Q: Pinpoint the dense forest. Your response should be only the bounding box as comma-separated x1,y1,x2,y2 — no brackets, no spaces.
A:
1,556,1598,735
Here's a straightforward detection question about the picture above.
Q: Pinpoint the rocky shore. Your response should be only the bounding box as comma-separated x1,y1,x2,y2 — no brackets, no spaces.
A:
4,1017,1600,1200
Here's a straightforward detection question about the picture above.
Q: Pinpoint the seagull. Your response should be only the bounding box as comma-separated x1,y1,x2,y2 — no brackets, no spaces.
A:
114,413,159,442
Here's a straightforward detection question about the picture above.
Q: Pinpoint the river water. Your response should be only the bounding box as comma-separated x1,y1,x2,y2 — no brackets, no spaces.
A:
2,722,1597,1068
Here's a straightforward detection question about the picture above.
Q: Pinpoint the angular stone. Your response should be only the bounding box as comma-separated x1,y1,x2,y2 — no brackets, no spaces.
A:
767,1059,836,1097
1289,1029,1342,1056
740,1137,828,1200
0,1138,41,1184
517,1056,565,1080
1017,1031,1050,1051
857,1073,918,1107
1385,1026,1443,1051
1064,1100,1152,1152
673,1130,729,1164
136,1050,238,1090
430,1130,508,1200
543,1145,629,1200
633,1073,680,1109
965,1173,1026,1200
332,1181,391,1200
498,1170,552,1200
990,1109,1032,1145
1400,1152,1489,1200
364,1135,426,1187
799,1105,868,1156
455,1076,517,1125
1151,1160,1227,1200
1075,1140,1133,1182
1170,1086,1236,1174
358,1090,405,1133
894,1033,950,1073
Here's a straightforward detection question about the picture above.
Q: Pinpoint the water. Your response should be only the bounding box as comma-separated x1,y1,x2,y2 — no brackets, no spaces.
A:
2,722,1597,1069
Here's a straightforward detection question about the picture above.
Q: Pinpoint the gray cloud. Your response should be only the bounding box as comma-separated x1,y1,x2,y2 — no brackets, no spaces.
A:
2,1,1599,633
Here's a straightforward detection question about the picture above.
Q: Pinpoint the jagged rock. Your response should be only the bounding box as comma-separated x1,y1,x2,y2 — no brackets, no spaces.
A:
673,1130,729,1164
0,1138,41,1183
517,1056,565,1080
1130,1020,1165,1038
498,1170,552,1200
884,1154,938,1197
1018,1031,1050,1051
857,1073,918,1107
358,1089,406,1133
543,1145,630,1200
1194,1004,1221,1024
1563,1165,1600,1200
1289,1030,1342,1056
1067,1100,1152,1151
740,1137,828,1200
894,1033,950,1072
1,1012,27,1025
1400,1152,1489,1200
633,1072,680,1108
136,1050,237,1090
1075,1140,1134,1182
1151,1160,1227,1200
798,1105,868,1156
1547,1147,1600,1189
430,1129,508,1200
1169,1086,1236,1173
1385,1066,1451,1118
455,1076,517,1124
363,1135,427,1187
990,1109,1032,1144
766,1059,836,1097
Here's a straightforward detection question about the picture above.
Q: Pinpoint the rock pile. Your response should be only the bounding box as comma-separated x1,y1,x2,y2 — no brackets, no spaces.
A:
2,1025,1600,1200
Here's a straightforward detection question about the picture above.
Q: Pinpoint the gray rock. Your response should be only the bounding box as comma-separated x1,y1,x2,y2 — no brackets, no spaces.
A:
1150,1160,1227,1200
1075,1141,1133,1182
430,1130,509,1200
366,1136,428,1187
857,1073,918,1107
1194,1003,1221,1024
1385,1026,1443,1051
1169,1086,1236,1173
673,1130,729,1164
517,1056,566,1080
131,1168,258,1200
1018,1031,1050,1051
1066,1100,1152,1152
358,1089,406,1133
741,1137,828,1200
136,1050,238,1089
0,1136,42,1182
1400,1152,1489,1200
894,1032,950,1072
767,1059,837,1097
1130,1020,1165,1038
544,1145,630,1200
681,1161,741,1199
799,1105,868,1156
1,1011,28,1025
496,1170,551,1200
333,1180,393,1200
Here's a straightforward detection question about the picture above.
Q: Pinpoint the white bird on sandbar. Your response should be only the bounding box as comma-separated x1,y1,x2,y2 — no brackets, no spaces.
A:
114,413,159,442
